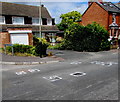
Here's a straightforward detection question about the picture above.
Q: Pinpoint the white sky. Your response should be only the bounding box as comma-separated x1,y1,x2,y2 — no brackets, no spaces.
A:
0,0,119,2
0,0,119,23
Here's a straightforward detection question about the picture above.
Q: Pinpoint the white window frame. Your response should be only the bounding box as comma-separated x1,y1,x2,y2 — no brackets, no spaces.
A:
0,16,5,24
32,18,40,25
47,18,52,25
12,16,24,25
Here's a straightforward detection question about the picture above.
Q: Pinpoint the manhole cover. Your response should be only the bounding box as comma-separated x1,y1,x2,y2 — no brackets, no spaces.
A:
70,72,86,77
43,75,62,82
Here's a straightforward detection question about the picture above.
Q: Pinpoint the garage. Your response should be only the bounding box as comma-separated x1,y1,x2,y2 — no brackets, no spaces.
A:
10,34,29,45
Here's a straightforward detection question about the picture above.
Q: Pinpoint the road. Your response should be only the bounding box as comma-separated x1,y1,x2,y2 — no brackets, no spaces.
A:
2,50,119,100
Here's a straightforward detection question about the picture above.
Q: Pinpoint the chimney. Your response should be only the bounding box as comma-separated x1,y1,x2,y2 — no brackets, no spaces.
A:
98,0,103,4
41,4,44,7
88,0,103,6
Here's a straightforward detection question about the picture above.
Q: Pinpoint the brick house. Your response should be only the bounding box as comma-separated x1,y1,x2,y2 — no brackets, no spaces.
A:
82,1,120,42
0,2,59,48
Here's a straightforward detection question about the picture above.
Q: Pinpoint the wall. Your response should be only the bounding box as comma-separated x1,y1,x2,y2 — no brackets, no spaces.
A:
0,32,10,48
82,2,109,30
0,28,33,48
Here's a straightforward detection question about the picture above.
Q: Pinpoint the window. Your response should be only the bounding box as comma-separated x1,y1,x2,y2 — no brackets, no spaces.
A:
0,16,5,24
47,18,52,25
112,13,116,23
32,18,40,25
42,18,47,25
12,17,24,24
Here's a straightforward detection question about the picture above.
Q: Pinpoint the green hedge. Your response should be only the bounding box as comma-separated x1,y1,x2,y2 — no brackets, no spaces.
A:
62,22,110,52
5,38,50,57
6,44,33,54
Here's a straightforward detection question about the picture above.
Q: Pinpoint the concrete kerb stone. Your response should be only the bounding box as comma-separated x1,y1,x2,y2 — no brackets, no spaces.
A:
0,60,60,65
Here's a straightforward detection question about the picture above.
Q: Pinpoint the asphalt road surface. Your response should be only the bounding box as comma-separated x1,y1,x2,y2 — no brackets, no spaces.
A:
2,50,119,100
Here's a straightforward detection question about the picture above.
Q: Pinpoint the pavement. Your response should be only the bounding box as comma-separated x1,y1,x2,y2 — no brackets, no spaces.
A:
0,52,64,65
0,49,118,65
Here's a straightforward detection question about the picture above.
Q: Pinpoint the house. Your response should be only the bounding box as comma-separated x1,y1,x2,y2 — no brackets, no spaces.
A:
82,1,120,42
0,2,59,48
115,1,120,8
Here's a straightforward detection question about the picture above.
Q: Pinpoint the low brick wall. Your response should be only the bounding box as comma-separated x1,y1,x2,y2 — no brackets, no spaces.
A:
0,32,10,48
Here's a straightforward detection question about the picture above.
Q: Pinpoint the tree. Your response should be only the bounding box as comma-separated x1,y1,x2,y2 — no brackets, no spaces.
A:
57,11,82,31
64,22,110,52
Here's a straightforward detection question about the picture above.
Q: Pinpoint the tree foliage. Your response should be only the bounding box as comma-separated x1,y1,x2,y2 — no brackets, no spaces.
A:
57,11,82,31
64,22,110,52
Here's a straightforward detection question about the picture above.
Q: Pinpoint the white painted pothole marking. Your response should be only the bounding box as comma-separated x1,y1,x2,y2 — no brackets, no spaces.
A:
28,69,40,73
70,72,86,77
15,71,27,75
86,85,92,88
15,69,40,75
43,75,62,82
70,61,82,65
90,61,118,67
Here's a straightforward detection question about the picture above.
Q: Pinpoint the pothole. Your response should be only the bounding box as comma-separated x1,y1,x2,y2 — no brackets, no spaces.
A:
70,72,86,77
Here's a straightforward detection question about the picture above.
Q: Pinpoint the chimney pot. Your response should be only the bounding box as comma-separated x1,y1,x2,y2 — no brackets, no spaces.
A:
41,4,44,7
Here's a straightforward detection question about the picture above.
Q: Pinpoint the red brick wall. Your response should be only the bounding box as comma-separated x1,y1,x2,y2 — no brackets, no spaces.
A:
82,2,109,30
28,33,33,46
0,28,33,48
116,14,120,27
108,14,120,26
108,14,112,26
0,32,10,48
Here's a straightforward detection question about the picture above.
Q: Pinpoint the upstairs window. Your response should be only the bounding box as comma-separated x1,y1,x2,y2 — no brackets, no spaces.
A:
42,18,47,25
0,16,5,24
12,17,24,24
52,19,55,25
47,18,52,25
32,18,40,25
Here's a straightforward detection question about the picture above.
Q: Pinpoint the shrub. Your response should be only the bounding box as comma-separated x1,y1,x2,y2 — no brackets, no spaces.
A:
63,22,110,52
48,41,66,50
6,44,33,54
33,36,39,46
34,38,50,57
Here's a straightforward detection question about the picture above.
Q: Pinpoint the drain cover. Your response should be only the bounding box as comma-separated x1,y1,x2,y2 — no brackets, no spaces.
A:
70,72,86,77
43,75,62,82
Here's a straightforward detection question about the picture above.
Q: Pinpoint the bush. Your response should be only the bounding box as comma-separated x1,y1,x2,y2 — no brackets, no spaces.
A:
63,22,110,52
48,42,65,50
33,36,39,46
34,38,50,57
6,44,33,54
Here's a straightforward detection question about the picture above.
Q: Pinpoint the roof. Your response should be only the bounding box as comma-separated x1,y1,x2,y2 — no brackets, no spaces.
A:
115,2,120,8
0,25,59,32
0,2,51,18
41,25,59,32
97,2,120,13
83,2,120,16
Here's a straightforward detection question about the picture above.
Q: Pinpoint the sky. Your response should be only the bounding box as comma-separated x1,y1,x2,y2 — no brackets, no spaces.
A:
0,0,120,24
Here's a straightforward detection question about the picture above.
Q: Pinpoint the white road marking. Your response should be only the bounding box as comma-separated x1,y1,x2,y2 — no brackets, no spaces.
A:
43,75,62,82
28,69,40,72
70,61,82,65
15,69,40,75
90,61,118,67
86,85,92,88
15,71,27,75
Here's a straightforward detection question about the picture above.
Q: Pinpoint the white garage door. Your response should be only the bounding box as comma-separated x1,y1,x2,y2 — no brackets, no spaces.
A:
10,34,29,45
